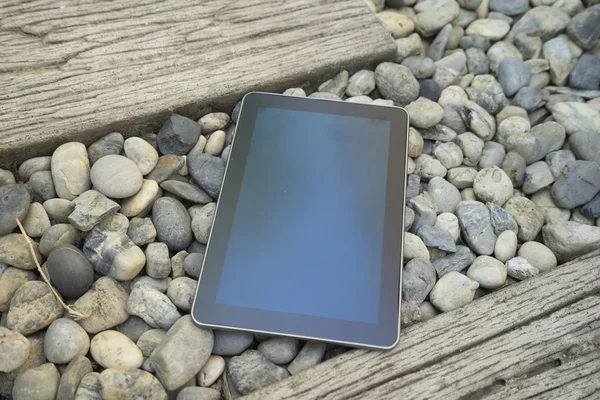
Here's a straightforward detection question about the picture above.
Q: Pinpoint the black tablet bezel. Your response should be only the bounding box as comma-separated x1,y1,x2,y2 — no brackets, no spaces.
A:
192,92,408,349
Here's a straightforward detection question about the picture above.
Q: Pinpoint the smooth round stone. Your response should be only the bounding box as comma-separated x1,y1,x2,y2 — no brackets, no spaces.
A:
496,116,530,147
430,271,479,312
403,56,437,80
55,355,93,400
183,252,204,278
522,161,554,195
116,316,152,343
287,342,326,375
21,202,51,238
546,150,576,180
124,137,159,175
346,70,375,97
569,131,600,164
514,87,543,111
419,79,442,101
504,196,545,242
408,128,424,158
551,102,600,136
213,330,254,356
456,132,484,167
87,132,124,165
29,171,56,201
374,62,419,105
496,106,528,125
7,281,63,335
404,232,431,261
128,217,156,246
0,326,29,373
376,10,415,38
99,368,167,400
506,256,539,280
567,5,600,50
90,155,143,199
0,184,31,234
158,114,202,156
132,276,170,293
137,329,166,358
415,0,460,37
153,197,193,251
406,98,444,129
227,350,290,395
43,198,74,224
72,277,129,334
467,255,507,289
473,167,513,206
569,54,600,90
551,160,600,209
145,242,171,279
0,267,36,312
465,19,509,40
466,47,489,75
318,70,349,98
457,200,496,255
507,6,570,42
0,233,43,270
459,101,495,141
18,156,52,183
177,387,220,400
90,330,143,369
494,230,517,263
415,154,447,180
12,363,60,400
433,142,463,169
187,153,226,199
518,241,557,272
200,112,230,134
0,168,15,186
257,337,301,365
166,277,197,311
498,58,531,97
191,202,217,244
197,355,225,387
120,179,160,218
44,318,90,364
434,212,460,242
402,258,437,304
46,245,94,299
205,130,227,156
160,180,212,204
51,142,91,200
426,176,461,213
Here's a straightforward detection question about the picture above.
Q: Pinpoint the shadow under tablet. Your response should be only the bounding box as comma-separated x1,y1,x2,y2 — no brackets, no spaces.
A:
191,92,409,350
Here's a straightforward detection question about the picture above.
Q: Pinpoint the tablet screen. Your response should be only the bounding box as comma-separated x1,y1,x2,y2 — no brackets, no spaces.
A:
215,107,390,324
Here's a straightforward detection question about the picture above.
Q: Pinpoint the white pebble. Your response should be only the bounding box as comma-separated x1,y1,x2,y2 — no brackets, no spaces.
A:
404,232,430,261
494,230,517,262
430,271,479,312
466,255,507,289
518,241,558,272
90,330,143,369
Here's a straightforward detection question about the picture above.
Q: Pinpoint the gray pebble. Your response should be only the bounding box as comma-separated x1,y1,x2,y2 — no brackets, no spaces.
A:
12,363,60,400
18,156,52,183
160,180,212,204
430,271,479,312
546,150,576,179
514,33,543,60
569,131,600,164
494,230,518,262
116,316,152,343
415,0,460,37
466,255,507,289
567,5,600,50
21,202,51,238
581,193,600,219
318,70,349,98
447,167,477,189
56,356,93,400
308,92,341,100
479,142,505,169
418,225,456,252
433,51,467,89
166,277,197,311
228,350,290,395
346,70,376,97
569,54,600,90
258,337,301,364
427,24,452,61
406,174,421,199
374,62,419,105
43,198,74,224
543,220,600,262
453,8,477,28
73,372,102,400
459,35,490,50
487,202,518,236
402,258,436,304
506,257,539,280
466,47,489,75
99,368,166,399
551,160,600,209
457,200,496,255
498,58,531,97
47,245,94,299
124,137,159,175
504,196,545,241
170,250,188,279
0,326,29,373
432,245,476,276
283,88,306,97
501,151,526,187
514,87,543,111
127,284,181,330
419,79,442,101
44,318,90,364
406,98,444,129
90,155,143,199
0,184,30,235
213,330,254,356
187,153,225,199
137,329,167,357
153,197,193,251
183,252,204,278
146,242,171,279
507,6,570,43
551,102,600,136
405,207,415,231
489,0,528,15
191,202,217,244
6,281,63,335
0,268,36,312
459,101,496,141
87,133,124,165
158,114,202,156
426,176,461,213
132,276,170,293
0,233,43,270
29,171,56,201
473,167,513,206
409,192,438,234
287,342,326,375
71,277,129,334
128,217,156,246
0,169,16,186
147,155,186,184
402,57,437,80
200,112,230,134
177,387,220,400
523,161,554,194
518,241,558,272
51,142,91,200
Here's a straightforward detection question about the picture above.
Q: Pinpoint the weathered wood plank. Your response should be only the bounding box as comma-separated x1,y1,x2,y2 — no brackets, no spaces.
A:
241,250,600,400
0,0,395,167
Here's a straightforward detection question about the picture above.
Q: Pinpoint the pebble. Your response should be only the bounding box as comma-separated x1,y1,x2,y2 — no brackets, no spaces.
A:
571,208,595,225
570,54,600,90
487,41,523,74
317,70,349,98
487,202,519,235
408,128,424,158
466,47,489,75
433,142,463,169
90,330,143,369
149,315,214,391
0,184,31,235
551,160,600,209
542,220,600,262
409,192,438,232
120,180,160,218
29,171,56,200
51,142,91,200
551,102,600,136
504,196,545,241
144,242,170,279
432,245,476,276
127,283,181,329
346,70,376,97
473,167,513,206
287,342,326,375
466,19,509,40
115,316,151,344
0,267,36,312
0,331,44,398
44,318,90,364
523,161,554,194
415,154,448,180
426,24,452,61
228,350,290,395
501,151,526,187
0,327,29,373
460,101,496,141
221,145,231,163
21,202,51,238
514,87,543,111
521,122,566,164
128,217,156,246
420,124,457,142
459,35,490,50
489,0,528,15
419,301,439,321
166,277,197,311
507,6,570,42
152,197,193,251
0,233,43,271
569,131,600,164
415,0,460,37
546,150,576,179
430,271,479,312
56,356,93,400
12,363,60,400
204,130,226,156
157,114,202,156
374,62,420,106
479,142,505,169
99,368,167,400
497,58,531,97
567,5,600,50
543,35,579,86
433,52,467,89
447,167,477,189
213,330,254,356
506,257,540,280
258,337,301,364
137,329,166,357
494,230,518,262
434,212,460,242
377,11,415,38
6,281,62,335
18,156,51,183
170,250,188,279
419,79,442,101
68,190,120,231
426,176,461,214
466,255,507,289
43,198,74,223
124,137,159,175
73,372,102,400
182,252,203,279
457,201,496,255
200,112,230,134
402,259,437,304
90,155,143,199
406,98,444,128
191,202,217,244
456,132,484,167
518,241,558,272
0,169,15,186
160,180,213,204
147,155,186,184
46,245,93,298
418,225,457,252
72,277,129,333
496,116,530,147
187,153,226,199
177,387,220,400
581,194,600,220
87,133,123,166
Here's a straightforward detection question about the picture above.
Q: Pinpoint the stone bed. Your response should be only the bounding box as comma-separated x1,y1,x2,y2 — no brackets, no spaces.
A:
1,0,600,399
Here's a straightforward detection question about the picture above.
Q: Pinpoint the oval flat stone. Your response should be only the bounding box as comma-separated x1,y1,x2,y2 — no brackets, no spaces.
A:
90,155,143,199
18,156,51,183
90,330,143,369
87,132,124,165
47,245,94,299
44,318,90,364
0,184,31,234
43,198,74,224
120,179,160,217
160,180,212,204
152,197,193,251
51,142,91,200
187,153,226,199
157,114,202,156
39,224,78,257
124,137,159,175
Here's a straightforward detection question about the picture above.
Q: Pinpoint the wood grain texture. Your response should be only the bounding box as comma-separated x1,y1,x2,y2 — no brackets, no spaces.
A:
0,0,395,167
241,249,600,400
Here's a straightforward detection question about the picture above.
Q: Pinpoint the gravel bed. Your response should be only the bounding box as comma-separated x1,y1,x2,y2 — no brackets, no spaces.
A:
1,0,600,398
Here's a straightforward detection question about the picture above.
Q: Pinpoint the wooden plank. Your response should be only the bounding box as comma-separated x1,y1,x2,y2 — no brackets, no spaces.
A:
0,0,395,167
241,249,600,400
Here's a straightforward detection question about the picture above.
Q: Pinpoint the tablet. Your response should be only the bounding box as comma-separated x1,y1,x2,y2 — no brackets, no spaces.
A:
191,92,409,349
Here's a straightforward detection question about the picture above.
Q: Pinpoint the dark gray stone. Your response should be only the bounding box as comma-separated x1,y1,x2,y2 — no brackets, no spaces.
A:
489,0,528,15
498,58,531,96
456,201,496,255
432,245,476,277
551,161,600,209
501,151,526,187
187,241,206,254
514,33,542,60
117,316,152,343
427,24,452,61
228,350,290,395
466,47,489,75
417,225,457,252
183,252,204,278
419,79,442,101
487,202,518,236
0,184,30,235
514,86,543,110
74,372,102,400
402,57,437,80
567,5,600,50
581,193,600,219
160,180,212,204
187,153,226,199
47,245,94,299
29,171,56,201
419,124,457,142
152,197,193,251
407,175,421,200
157,114,202,156
459,35,490,51
374,62,420,106
213,330,254,356
569,54,600,90
569,131,600,164
402,259,437,304
87,132,124,165
56,356,93,400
